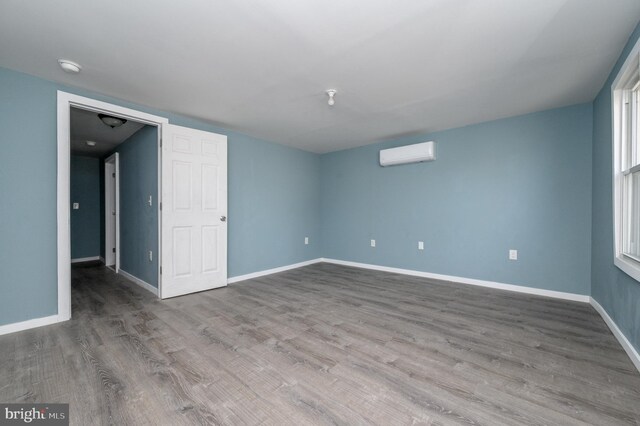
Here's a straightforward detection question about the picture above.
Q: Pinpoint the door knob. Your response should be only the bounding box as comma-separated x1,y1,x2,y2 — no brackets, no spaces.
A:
220,216,227,222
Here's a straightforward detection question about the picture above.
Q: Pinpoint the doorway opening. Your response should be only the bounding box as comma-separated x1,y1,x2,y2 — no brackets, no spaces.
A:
69,105,160,290
59,92,168,321
69,103,159,284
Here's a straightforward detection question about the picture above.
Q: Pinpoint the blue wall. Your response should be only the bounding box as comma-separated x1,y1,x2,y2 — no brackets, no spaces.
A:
0,66,321,326
112,126,159,287
591,22,640,353
70,156,101,259
321,104,593,295
229,137,321,276
0,69,58,325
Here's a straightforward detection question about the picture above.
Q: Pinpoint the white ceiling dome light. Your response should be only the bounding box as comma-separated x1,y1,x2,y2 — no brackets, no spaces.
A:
326,89,337,106
86,140,97,147
57,59,81,73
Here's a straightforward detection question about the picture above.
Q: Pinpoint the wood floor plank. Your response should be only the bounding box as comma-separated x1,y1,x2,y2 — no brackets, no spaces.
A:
1,261,639,425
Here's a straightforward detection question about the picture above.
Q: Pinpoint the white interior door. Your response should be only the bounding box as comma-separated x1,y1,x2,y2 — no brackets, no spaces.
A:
161,124,227,299
104,153,120,271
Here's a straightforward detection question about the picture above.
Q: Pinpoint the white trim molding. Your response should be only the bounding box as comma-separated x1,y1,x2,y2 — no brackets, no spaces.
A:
228,258,323,284
590,298,640,373
57,93,72,322
0,315,63,336
118,269,159,296
71,256,101,264
104,153,121,272
321,258,591,303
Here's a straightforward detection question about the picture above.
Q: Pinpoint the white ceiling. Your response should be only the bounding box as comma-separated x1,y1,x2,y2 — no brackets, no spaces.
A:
1,0,639,153
70,108,145,157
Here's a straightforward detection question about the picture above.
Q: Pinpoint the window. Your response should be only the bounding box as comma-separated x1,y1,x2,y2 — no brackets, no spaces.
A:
613,39,640,281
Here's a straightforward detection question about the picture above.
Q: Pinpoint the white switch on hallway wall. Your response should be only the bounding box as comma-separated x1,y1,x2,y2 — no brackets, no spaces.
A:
509,249,518,260
304,237,309,245
72,202,79,210
418,241,424,250
371,239,376,248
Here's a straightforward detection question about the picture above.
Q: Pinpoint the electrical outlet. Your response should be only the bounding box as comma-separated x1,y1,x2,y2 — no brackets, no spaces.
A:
509,249,518,260
370,239,376,247
304,237,309,245
72,202,79,210
418,241,424,250
149,250,153,262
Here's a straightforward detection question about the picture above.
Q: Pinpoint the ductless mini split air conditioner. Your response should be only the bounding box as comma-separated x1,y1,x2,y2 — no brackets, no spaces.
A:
379,141,435,166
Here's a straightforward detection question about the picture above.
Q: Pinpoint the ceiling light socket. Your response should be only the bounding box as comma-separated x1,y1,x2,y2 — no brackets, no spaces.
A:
58,59,82,74
86,140,97,147
326,89,337,106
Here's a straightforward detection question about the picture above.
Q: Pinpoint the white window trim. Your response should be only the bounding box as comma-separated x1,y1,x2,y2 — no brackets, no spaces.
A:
612,37,640,282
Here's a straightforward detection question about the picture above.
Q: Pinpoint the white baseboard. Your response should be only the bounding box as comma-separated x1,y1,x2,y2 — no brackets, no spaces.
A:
71,256,101,263
590,298,640,373
321,258,591,303
0,314,63,336
118,269,158,296
228,258,323,284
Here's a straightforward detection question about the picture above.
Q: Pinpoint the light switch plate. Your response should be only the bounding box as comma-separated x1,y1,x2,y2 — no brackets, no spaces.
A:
370,239,376,247
72,202,79,210
509,249,518,260
418,241,424,250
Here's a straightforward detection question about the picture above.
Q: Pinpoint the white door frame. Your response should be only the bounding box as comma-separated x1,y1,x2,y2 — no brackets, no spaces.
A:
57,91,168,321
104,153,120,271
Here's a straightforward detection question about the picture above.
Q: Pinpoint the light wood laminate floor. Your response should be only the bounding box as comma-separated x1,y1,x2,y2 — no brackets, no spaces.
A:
1,262,639,425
